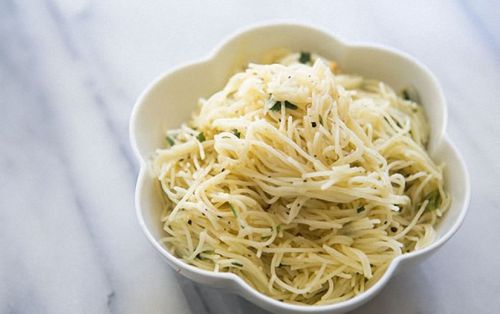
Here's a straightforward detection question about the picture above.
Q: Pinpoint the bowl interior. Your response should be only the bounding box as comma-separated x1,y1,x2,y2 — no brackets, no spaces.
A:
132,23,464,289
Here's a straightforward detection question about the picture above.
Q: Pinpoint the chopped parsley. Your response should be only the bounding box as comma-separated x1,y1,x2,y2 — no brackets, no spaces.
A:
424,190,441,211
357,206,365,213
231,261,243,267
230,204,238,217
311,121,317,128
166,136,175,146
269,101,282,111
196,132,206,142
269,100,298,111
299,51,311,64
232,129,241,138
284,100,298,109
401,88,420,102
402,89,411,100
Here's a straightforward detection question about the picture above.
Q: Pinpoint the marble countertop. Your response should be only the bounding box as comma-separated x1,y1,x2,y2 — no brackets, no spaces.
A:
1,1,499,313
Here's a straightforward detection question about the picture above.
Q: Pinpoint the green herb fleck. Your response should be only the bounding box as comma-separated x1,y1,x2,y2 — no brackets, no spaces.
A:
232,129,241,138
357,206,365,213
284,100,298,110
424,190,441,211
196,132,206,142
231,261,243,267
166,136,175,146
269,101,298,111
319,115,324,126
269,101,282,111
261,235,271,241
276,224,282,233
299,51,311,64
230,204,238,217
402,89,411,101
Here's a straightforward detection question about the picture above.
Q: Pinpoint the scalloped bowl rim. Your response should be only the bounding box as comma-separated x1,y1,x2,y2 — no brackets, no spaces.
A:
130,21,470,313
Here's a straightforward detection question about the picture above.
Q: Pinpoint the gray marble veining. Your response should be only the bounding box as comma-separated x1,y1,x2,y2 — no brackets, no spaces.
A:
1,0,499,313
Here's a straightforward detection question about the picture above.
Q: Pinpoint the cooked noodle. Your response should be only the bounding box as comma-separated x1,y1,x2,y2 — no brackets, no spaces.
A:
152,51,450,305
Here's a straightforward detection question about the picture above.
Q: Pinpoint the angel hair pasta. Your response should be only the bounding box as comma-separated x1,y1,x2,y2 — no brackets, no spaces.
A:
152,51,449,305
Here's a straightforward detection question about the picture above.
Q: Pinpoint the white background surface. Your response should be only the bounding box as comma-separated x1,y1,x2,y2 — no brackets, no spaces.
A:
1,1,499,313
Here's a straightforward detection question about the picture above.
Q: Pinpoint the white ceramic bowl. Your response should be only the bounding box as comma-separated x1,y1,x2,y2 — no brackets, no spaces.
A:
130,22,470,314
